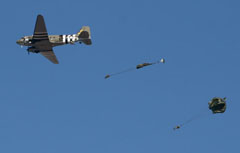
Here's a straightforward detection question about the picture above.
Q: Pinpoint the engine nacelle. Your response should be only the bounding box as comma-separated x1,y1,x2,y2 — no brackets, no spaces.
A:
27,47,39,53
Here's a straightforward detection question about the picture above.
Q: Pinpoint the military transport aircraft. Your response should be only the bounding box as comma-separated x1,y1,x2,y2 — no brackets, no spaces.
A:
16,14,92,64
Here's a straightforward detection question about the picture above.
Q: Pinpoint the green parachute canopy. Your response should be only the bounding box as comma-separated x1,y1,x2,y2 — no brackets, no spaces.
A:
208,97,226,114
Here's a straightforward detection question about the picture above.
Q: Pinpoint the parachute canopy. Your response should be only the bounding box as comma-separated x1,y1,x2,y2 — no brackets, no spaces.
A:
208,97,226,114
136,63,152,69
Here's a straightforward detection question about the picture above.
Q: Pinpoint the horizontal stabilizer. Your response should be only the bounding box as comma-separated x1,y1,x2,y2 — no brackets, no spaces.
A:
81,39,92,45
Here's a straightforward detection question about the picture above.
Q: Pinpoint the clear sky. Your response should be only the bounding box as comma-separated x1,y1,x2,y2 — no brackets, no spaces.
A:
0,0,239,153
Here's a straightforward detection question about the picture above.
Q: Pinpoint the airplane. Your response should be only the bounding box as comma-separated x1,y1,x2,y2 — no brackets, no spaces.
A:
16,14,92,64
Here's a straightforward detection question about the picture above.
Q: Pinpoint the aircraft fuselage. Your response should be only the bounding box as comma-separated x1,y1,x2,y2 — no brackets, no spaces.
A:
17,34,82,49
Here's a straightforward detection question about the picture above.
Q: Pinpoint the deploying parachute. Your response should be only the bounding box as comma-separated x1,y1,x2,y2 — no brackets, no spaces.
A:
104,58,165,79
174,97,227,130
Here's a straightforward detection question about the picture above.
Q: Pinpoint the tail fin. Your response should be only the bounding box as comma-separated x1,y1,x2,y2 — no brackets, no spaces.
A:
77,26,92,45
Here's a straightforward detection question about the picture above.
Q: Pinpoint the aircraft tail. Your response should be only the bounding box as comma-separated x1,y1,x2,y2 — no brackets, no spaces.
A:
77,26,92,45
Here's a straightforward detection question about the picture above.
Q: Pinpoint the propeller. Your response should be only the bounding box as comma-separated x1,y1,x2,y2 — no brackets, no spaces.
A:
27,47,30,55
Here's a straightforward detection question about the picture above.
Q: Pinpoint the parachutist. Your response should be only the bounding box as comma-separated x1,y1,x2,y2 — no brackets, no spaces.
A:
105,74,110,79
173,125,180,130
136,63,152,69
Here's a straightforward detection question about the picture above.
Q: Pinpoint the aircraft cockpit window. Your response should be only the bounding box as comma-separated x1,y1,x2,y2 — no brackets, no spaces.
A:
24,37,29,41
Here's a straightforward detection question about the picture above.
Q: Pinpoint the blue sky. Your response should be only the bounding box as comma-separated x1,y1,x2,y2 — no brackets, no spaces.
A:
0,0,240,153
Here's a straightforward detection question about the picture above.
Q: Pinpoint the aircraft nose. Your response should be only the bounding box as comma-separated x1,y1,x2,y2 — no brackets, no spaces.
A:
16,39,23,45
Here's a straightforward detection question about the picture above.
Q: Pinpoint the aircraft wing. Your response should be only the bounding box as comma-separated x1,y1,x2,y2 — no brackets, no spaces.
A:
32,15,59,64
33,15,49,41
40,50,59,64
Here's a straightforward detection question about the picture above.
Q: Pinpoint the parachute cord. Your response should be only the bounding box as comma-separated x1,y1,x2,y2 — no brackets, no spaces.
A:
179,110,209,127
151,59,164,65
109,67,136,76
152,61,160,65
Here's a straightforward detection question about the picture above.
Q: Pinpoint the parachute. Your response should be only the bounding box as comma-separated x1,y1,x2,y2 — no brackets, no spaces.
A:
104,58,165,79
136,63,152,69
208,97,226,114
174,97,227,130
